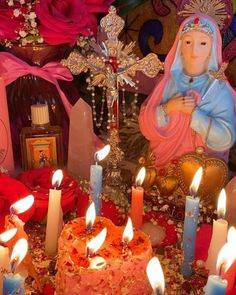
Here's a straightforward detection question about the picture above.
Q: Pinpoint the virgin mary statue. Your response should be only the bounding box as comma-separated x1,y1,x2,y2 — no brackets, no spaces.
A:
139,13,236,169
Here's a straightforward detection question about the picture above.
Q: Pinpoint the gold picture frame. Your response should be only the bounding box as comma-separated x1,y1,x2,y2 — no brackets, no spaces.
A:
20,125,63,170
25,136,57,169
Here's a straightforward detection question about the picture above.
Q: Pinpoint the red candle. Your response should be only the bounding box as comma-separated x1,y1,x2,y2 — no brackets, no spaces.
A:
222,227,236,294
131,167,146,229
223,260,236,294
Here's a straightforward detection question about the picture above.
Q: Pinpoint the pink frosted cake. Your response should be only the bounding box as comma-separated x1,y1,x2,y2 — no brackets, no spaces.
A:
56,217,153,295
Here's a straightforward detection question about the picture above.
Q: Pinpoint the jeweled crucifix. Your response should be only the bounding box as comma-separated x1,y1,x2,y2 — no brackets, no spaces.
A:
62,6,163,187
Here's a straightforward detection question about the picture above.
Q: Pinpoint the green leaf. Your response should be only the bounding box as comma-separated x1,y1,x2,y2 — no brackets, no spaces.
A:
233,0,236,13
114,0,149,16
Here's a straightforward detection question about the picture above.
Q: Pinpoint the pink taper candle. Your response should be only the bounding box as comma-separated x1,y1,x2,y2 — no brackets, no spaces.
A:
0,77,14,173
131,167,146,229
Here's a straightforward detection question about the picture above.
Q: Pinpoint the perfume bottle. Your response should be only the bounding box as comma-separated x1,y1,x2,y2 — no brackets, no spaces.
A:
20,104,63,170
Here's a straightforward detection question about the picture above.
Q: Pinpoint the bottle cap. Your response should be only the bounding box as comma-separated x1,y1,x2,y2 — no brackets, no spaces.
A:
31,104,50,126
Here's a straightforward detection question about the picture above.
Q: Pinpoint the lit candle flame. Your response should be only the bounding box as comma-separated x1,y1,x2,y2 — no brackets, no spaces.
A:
86,227,107,257
146,257,165,294
122,217,133,245
89,256,107,269
135,167,146,187
227,226,236,245
189,167,203,196
52,169,63,188
10,238,28,273
217,189,226,219
86,202,96,230
0,228,17,244
216,242,236,276
94,145,110,163
10,195,34,215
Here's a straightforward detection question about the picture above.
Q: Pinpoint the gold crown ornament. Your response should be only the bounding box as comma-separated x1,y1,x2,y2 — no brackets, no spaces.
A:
177,0,233,31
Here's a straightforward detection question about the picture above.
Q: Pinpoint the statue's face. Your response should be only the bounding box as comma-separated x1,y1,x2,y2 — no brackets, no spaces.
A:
181,30,212,75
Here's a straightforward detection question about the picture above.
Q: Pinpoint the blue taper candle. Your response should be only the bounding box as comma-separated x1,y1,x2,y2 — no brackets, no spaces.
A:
3,273,25,295
90,145,110,215
180,194,200,277
3,238,28,295
204,275,227,295
90,163,103,215
180,167,203,277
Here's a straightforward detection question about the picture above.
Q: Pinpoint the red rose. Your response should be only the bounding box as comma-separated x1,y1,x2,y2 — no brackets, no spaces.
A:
0,9,21,41
0,0,114,45
18,167,78,222
84,0,114,13
35,0,89,45
36,0,113,45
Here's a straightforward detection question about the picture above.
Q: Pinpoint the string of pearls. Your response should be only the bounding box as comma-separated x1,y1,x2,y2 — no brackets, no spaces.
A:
90,86,106,128
89,80,140,129
131,80,139,120
121,88,127,124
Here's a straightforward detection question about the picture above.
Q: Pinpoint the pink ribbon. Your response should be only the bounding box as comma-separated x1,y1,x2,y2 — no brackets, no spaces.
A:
0,52,73,115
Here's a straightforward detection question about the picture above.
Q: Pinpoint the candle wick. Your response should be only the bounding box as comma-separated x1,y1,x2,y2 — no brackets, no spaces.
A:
86,246,94,258
10,206,15,216
10,257,19,273
218,262,225,278
154,286,162,295
123,240,128,247
86,223,92,232
53,180,60,190
189,191,195,198
219,264,223,278
217,211,225,220
94,151,99,163
86,246,90,258
217,214,224,220
135,179,141,187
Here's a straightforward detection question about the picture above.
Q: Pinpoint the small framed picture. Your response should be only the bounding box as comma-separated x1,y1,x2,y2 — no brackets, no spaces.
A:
20,126,63,170
25,136,58,169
